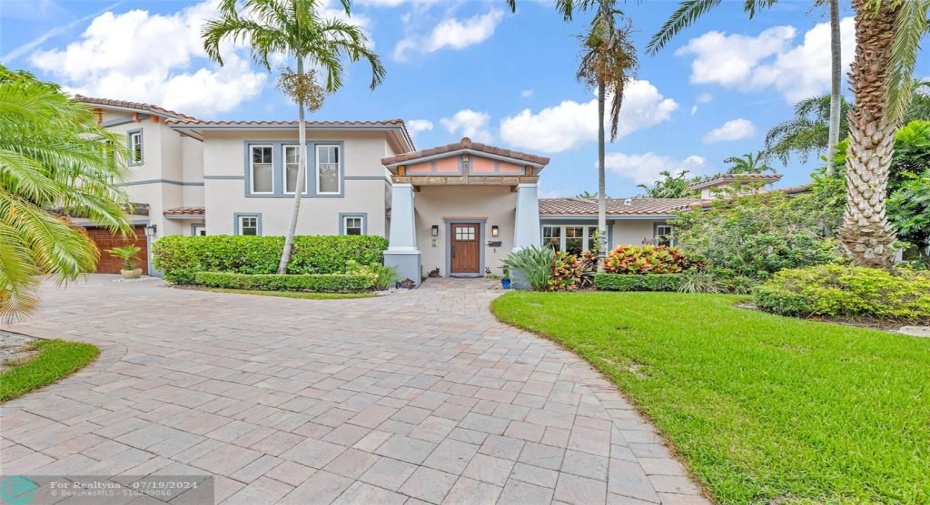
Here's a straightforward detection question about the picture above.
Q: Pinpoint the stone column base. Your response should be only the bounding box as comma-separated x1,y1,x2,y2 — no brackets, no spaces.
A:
385,250,422,287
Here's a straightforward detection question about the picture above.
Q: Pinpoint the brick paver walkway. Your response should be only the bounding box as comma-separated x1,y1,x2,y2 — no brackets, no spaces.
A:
1,276,709,504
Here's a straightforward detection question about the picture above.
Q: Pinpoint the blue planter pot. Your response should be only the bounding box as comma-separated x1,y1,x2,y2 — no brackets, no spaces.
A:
501,278,512,290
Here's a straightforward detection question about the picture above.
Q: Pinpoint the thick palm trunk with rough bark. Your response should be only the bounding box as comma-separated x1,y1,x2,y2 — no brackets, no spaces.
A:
838,0,900,269
826,0,842,176
277,56,308,274
596,81,607,272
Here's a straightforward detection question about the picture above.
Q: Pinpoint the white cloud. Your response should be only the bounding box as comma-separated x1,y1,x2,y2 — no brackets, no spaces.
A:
29,1,266,117
406,119,434,135
690,105,698,115
702,118,755,143
604,153,708,185
394,9,504,61
499,80,678,153
696,93,713,104
521,89,534,98
440,109,492,143
676,17,855,102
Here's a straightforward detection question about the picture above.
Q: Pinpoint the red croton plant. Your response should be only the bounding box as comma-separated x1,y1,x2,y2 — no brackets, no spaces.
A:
602,245,701,274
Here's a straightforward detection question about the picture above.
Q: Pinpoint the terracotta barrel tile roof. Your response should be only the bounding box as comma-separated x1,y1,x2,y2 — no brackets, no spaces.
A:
539,198,705,215
75,95,198,121
163,207,206,216
381,137,550,166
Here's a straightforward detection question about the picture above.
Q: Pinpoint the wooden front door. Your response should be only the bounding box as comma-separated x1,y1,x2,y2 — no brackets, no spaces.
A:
450,223,480,274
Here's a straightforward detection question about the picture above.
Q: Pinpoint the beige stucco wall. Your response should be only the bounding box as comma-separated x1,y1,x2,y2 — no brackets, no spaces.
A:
414,186,516,277
611,220,663,247
201,129,391,236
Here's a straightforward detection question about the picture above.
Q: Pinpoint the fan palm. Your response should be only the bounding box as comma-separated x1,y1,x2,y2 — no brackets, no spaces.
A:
838,0,929,269
203,0,385,274
573,0,638,271
723,152,775,174
0,66,131,321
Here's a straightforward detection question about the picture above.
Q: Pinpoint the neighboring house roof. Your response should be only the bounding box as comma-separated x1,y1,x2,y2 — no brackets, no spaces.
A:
75,95,198,121
688,173,783,190
381,137,550,167
539,198,705,216
163,206,206,216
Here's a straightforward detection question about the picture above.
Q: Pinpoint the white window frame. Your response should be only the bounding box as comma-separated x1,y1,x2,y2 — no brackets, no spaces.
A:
655,224,674,246
249,145,275,195
128,130,143,166
192,224,206,236
283,145,307,194
315,144,341,195
343,216,363,236
237,215,260,236
542,225,599,253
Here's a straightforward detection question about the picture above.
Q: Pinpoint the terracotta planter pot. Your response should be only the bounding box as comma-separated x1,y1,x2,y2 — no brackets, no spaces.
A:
121,268,143,279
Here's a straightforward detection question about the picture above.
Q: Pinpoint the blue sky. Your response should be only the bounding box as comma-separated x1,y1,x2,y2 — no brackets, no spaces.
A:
2,0,927,198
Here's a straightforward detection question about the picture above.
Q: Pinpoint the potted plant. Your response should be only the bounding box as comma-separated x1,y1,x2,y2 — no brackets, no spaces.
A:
107,245,143,279
501,266,512,290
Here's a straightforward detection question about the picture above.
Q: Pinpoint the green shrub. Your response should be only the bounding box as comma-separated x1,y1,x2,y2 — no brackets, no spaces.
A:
549,251,596,291
153,235,388,284
753,265,930,321
502,246,555,291
192,272,374,292
595,273,684,292
347,261,398,290
602,245,699,274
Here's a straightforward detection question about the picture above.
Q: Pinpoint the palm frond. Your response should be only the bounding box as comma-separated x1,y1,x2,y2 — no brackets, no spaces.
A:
647,0,721,55
885,0,930,125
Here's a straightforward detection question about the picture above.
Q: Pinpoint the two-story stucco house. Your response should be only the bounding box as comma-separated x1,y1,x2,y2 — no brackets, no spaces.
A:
78,96,706,284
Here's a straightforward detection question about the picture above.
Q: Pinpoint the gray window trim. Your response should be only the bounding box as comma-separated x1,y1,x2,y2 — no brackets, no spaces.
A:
654,222,674,246
540,221,613,252
338,213,367,235
243,140,344,198
248,144,275,195
234,213,262,236
127,129,143,166
445,219,486,278
283,144,309,195
190,223,206,236
315,143,342,195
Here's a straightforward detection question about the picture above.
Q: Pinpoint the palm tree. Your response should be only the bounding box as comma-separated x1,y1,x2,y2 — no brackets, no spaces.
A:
764,94,853,165
0,66,131,321
723,152,775,174
637,170,698,198
203,0,385,274
837,0,928,269
825,0,843,176
573,1,637,271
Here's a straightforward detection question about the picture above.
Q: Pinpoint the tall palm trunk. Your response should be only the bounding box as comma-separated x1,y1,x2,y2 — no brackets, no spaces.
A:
596,80,607,272
837,0,900,269
277,55,308,274
825,0,842,176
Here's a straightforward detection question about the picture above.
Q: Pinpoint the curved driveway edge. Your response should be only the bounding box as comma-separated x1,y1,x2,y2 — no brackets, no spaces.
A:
1,276,709,505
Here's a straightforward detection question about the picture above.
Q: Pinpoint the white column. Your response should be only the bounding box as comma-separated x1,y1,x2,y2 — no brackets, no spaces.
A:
513,183,541,250
385,183,422,286
388,183,417,251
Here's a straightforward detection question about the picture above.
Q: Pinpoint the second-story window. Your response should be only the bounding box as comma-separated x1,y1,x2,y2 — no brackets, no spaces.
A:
284,145,306,194
316,145,340,194
128,130,143,165
251,145,274,194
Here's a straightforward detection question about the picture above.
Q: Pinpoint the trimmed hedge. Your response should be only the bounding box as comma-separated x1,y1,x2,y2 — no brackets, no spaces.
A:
753,265,930,321
152,235,388,284
595,273,684,292
193,272,374,292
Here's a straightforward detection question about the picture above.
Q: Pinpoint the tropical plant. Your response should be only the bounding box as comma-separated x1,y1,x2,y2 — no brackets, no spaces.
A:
369,264,399,290
602,245,698,274
887,170,930,261
575,190,598,198
107,245,141,271
637,170,698,198
837,0,929,269
764,95,854,165
549,250,597,291
575,0,638,272
502,245,555,291
0,66,131,321
723,152,775,174
202,0,385,274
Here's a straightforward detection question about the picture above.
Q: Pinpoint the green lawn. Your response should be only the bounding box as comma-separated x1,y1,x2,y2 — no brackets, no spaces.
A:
492,292,930,504
0,339,99,402
195,287,375,300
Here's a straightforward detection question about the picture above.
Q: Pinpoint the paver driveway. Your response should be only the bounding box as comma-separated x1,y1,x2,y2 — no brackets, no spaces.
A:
1,276,708,505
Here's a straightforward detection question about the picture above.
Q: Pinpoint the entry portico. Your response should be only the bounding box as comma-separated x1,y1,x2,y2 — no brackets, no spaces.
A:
382,137,549,285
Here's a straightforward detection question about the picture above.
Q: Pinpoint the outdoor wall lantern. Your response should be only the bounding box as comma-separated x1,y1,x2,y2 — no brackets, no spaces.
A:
491,225,499,237
431,225,440,237
144,224,157,238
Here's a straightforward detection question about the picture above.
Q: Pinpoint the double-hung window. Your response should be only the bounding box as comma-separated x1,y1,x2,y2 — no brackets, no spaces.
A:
284,145,306,194
542,225,599,254
250,146,274,194
343,216,363,236
237,215,260,236
316,145,340,194
655,224,674,246
128,130,143,165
